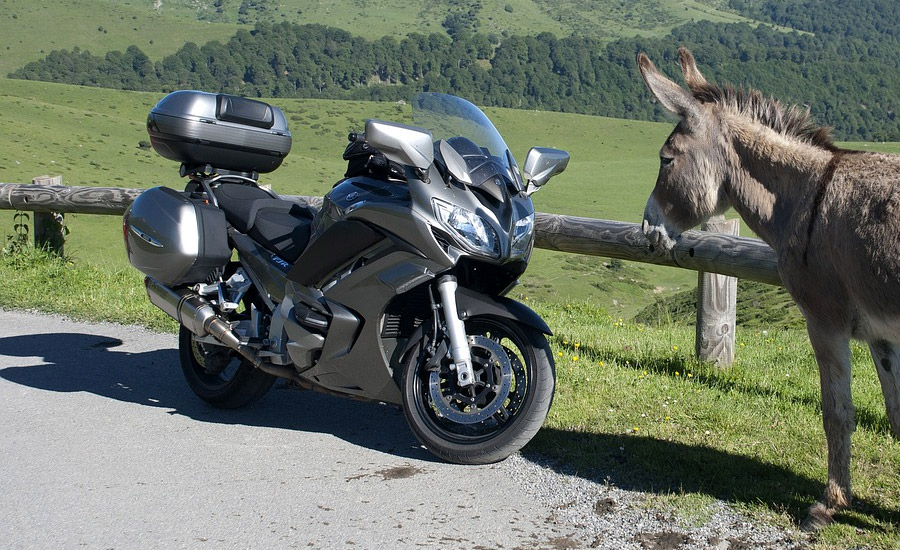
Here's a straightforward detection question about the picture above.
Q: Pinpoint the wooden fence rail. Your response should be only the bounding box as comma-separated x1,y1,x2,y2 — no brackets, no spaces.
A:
0,181,783,364
0,182,781,283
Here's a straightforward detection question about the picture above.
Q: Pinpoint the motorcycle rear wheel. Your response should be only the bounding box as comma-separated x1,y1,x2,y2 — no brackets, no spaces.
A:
401,315,555,464
178,326,277,409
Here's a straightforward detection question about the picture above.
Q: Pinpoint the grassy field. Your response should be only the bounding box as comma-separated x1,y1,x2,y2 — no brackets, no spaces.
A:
0,0,240,76
2,78,900,548
0,0,771,76
3,76,897,315
0,76,693,316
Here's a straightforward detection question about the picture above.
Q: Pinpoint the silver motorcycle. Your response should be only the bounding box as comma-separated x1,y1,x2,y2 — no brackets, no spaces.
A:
124,91,569,463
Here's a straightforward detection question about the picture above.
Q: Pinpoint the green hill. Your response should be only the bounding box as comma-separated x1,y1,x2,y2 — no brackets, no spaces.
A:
11,2,900,141
0,0,766,76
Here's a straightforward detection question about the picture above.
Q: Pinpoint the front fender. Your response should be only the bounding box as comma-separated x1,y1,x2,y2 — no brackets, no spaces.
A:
455,287,552,335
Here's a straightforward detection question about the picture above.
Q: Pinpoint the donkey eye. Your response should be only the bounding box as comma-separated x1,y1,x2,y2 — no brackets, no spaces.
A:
660,156,675,167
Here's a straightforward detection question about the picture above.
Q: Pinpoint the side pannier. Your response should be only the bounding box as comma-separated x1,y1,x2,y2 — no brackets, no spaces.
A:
124,186,231,286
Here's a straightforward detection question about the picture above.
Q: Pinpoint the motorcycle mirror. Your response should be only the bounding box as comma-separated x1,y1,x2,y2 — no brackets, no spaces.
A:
364,119,434,170
523,147,570,196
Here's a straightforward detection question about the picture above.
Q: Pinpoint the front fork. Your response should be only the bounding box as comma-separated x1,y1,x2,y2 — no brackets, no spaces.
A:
436,276,475,387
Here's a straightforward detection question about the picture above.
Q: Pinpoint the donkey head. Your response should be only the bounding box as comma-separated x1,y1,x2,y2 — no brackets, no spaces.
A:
639,48,730,251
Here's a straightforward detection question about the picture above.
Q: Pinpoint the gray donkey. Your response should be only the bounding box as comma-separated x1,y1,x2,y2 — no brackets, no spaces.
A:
638,47,900,530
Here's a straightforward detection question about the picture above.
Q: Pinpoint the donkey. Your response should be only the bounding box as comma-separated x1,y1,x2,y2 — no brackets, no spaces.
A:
637,47,900,530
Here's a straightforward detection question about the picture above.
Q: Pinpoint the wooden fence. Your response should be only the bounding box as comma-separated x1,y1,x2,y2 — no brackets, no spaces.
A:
0,179,782,366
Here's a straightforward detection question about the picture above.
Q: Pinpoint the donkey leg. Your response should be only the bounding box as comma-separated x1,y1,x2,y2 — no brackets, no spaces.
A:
801,326,854,532
867,341,900,438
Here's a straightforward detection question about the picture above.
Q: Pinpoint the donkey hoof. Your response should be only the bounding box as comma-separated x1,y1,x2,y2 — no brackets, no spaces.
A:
800,502,834,532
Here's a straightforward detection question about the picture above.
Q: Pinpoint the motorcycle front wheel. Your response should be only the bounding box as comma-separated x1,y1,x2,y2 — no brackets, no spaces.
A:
178,326,277,409
401,315,555,464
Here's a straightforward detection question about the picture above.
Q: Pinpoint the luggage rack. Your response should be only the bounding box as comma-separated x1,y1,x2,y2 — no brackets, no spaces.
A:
180,162,260,182
181,164,267,209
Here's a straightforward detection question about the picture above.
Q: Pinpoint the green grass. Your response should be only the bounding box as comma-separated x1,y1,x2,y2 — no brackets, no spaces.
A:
0,0,775,76
0,77,692,315
635,279,808,330
0,244,175,331
530,298,900,549
4,77,900,314
0,0,241,76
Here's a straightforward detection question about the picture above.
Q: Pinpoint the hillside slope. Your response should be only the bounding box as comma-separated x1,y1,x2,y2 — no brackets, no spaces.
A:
0,77,695,314
10,0,900,140
0,0,765,75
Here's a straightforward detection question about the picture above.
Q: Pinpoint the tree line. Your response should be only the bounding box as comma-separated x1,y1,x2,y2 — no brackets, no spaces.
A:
10,5,900,141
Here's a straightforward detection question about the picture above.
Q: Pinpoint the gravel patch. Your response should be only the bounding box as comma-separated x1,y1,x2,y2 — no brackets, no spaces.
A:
500,453,808,550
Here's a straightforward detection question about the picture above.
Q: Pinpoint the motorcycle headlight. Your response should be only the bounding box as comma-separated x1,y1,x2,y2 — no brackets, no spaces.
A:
433,199,499,258
511,213,535,258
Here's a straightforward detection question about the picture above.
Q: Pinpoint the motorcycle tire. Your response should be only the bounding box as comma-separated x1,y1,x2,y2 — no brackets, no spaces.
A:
178,326,277,409
401,315,555,465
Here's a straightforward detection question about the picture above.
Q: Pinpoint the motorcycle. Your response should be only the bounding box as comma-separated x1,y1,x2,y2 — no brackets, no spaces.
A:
124,91,569,464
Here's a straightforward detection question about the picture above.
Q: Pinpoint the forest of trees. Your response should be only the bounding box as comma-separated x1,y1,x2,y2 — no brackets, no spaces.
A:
10,0,900,141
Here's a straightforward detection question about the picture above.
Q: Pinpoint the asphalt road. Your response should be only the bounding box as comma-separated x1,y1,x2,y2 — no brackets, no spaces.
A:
0,310,580,550
0,310,805,550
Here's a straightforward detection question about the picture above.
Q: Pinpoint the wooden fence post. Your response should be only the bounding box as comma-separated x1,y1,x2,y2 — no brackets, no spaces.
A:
31,175,65,256
695,216,739,366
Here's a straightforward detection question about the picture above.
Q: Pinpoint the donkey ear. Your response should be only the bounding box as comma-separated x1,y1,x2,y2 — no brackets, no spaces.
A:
638,53,702,124
678,47,708,91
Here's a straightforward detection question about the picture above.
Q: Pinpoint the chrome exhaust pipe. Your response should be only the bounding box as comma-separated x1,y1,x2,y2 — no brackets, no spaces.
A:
144,277,298,381
145,276,221,339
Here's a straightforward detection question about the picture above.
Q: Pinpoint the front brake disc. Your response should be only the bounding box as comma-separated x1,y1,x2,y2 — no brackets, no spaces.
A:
428,335,513,424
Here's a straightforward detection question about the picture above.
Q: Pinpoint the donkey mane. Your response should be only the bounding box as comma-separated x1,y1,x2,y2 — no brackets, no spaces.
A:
690,81,836,151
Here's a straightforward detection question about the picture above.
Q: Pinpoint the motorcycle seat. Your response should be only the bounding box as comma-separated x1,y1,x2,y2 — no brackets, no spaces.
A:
213,183,315,263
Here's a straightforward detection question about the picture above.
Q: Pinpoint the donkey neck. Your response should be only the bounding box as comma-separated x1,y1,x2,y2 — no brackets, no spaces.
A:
722,114,834,250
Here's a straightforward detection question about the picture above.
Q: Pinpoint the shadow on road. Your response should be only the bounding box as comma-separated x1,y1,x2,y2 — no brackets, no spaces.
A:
0,331,434,462
524,429,900,532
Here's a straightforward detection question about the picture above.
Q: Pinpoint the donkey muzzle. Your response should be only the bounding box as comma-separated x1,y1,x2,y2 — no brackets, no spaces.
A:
642,198,679,251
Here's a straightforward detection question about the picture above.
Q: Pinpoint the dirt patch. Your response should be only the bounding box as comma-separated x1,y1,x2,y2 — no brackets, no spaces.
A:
594,498,618,516
635,531,691,550
514,535,581,550
375,464,424,480
345,463,425,482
